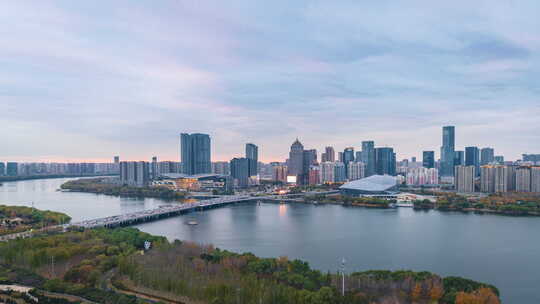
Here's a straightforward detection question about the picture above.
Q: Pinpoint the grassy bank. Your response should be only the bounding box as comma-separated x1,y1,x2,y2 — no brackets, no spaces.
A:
0,227,500,304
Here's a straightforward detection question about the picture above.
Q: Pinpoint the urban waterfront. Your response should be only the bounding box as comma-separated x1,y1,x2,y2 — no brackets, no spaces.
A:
1,178,539,303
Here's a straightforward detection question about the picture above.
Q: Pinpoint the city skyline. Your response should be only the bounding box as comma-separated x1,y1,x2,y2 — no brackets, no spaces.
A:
2,2,540,162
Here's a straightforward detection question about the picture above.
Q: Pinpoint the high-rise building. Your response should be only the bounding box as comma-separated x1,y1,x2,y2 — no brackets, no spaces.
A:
343,147,355,164
308,166,320,185
151,156,158,179
523,154,540,162
334,162,346,182
494,156,504,164
120,161,149,186
440,126,455,177
406,167,439,186
158,161,181,174
515,167,532,192
455,165,475,193
272,165,288,183
320,162,335,184
375,147,396,176
361,141,376,177
230,157,249,188
302,149,317,184
465,147,480,176
454,151,465,166
480,148,495,165
324,146,335,162
338,152,344,162
347,162,365,181
245,143,258,177
343,147,355,178
212,161,230,175
423,151,435,169
480,166,496,193
0,162,5,176
355,151,362,162
531,167,540,192
180,133,211,175
114,156,120,164
6,162,18,176
288,139,304,184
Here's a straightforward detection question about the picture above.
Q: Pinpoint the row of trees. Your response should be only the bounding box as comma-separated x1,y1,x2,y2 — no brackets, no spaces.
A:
119,238,500,304
0,205,71,235
0,226,501,304
0,228,165,304
413,192,540,215
61,178,187,200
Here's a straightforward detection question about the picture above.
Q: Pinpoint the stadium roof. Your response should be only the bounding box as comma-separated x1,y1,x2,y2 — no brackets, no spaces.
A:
339,175,398,193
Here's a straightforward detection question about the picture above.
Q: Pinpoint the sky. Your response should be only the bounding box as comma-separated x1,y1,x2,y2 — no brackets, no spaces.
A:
1,1,539,163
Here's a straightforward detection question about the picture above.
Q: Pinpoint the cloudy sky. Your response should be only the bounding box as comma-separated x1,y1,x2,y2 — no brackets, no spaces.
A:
1,1,539,162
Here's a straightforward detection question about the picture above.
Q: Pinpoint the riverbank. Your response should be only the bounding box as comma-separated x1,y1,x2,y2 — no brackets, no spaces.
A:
60,178,187,201
0,227,501,304
0,174,118,183
0,205,71,236
413,192,540,216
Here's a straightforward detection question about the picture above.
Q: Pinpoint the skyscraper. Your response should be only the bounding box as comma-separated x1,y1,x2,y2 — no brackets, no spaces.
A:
465,147,480,176
245,143,258,177
440,126,455,177
480,147,495,165
302,149,317,184
230,157,249,188
361,141,376,177
343,147,355,178
288,139,304,184
324,146,335,162
334,162,346,182
355,151,362,162
114,156,120,164
151,156,158,179
0,162,5,176
454,151,465,166
423,151,435,169
455,165,475,193
375,147,396,176
180,133,211,175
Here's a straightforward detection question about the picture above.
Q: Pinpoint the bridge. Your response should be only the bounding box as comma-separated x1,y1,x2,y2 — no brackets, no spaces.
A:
70,195,256,229
0,190,340,238
70,191,339,229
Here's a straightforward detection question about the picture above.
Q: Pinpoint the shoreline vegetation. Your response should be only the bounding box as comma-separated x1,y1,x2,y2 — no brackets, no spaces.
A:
0,174,117,183
60,178,187,201
0,227,500,304
303,192,540,216
0,205,71,236
412,192,540,216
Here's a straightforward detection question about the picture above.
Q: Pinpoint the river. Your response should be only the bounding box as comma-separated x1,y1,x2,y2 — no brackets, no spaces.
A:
1,178,538,303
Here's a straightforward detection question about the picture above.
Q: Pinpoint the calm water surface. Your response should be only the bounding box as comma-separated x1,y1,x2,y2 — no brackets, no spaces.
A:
1,178,539,303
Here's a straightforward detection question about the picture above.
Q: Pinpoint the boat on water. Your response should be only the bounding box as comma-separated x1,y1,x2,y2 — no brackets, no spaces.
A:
395,202,414,208
187,220,198,225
